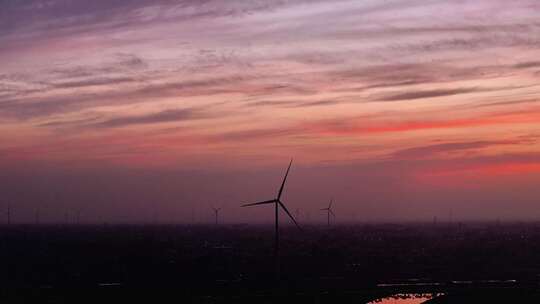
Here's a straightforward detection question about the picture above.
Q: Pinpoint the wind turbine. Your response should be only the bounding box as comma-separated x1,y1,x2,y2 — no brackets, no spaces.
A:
320,199,335,227
212,206,222,225
241,159,301,279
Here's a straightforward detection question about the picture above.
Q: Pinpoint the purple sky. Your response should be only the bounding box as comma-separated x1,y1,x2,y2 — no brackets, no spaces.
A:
1,0,540,224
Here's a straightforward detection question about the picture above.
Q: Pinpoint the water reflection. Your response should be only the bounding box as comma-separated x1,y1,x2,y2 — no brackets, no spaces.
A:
368,293,443,304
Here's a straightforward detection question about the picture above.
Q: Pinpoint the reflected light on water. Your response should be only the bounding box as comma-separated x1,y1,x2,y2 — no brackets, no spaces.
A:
368,293,443,304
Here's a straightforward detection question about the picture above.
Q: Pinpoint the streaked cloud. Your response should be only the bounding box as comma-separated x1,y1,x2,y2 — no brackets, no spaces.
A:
391,140,524,159
513,61,540,69
90,108,214,129
1,0,540,222
376,88,479,102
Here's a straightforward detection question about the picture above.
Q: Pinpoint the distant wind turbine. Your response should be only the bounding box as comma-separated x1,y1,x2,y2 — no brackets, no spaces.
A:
320,199,335,227
241,159,301,279
212,206,222,225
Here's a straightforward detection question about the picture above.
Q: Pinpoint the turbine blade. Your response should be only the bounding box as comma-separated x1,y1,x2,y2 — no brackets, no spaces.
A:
241,199,277,207
329,199,333,209
278,201,301,230
320,208,328,211
330,210,335,217
277,159,293,200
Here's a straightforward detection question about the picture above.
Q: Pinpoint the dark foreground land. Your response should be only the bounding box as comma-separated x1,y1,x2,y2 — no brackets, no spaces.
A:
2,222,540,303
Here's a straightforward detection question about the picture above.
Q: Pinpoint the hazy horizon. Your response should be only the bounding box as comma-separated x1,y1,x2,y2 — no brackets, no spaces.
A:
1,0,540,223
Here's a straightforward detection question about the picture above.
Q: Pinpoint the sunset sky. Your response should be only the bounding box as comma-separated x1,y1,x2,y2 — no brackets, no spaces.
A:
1,0,540,223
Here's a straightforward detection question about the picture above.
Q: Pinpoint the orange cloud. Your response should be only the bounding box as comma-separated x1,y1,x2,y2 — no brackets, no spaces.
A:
412,158,540,188
308,108,540,136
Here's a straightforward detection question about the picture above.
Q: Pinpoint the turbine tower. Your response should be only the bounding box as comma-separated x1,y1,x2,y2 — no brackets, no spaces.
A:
212,207,222,225
241,159,301,279
320,199,335,227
